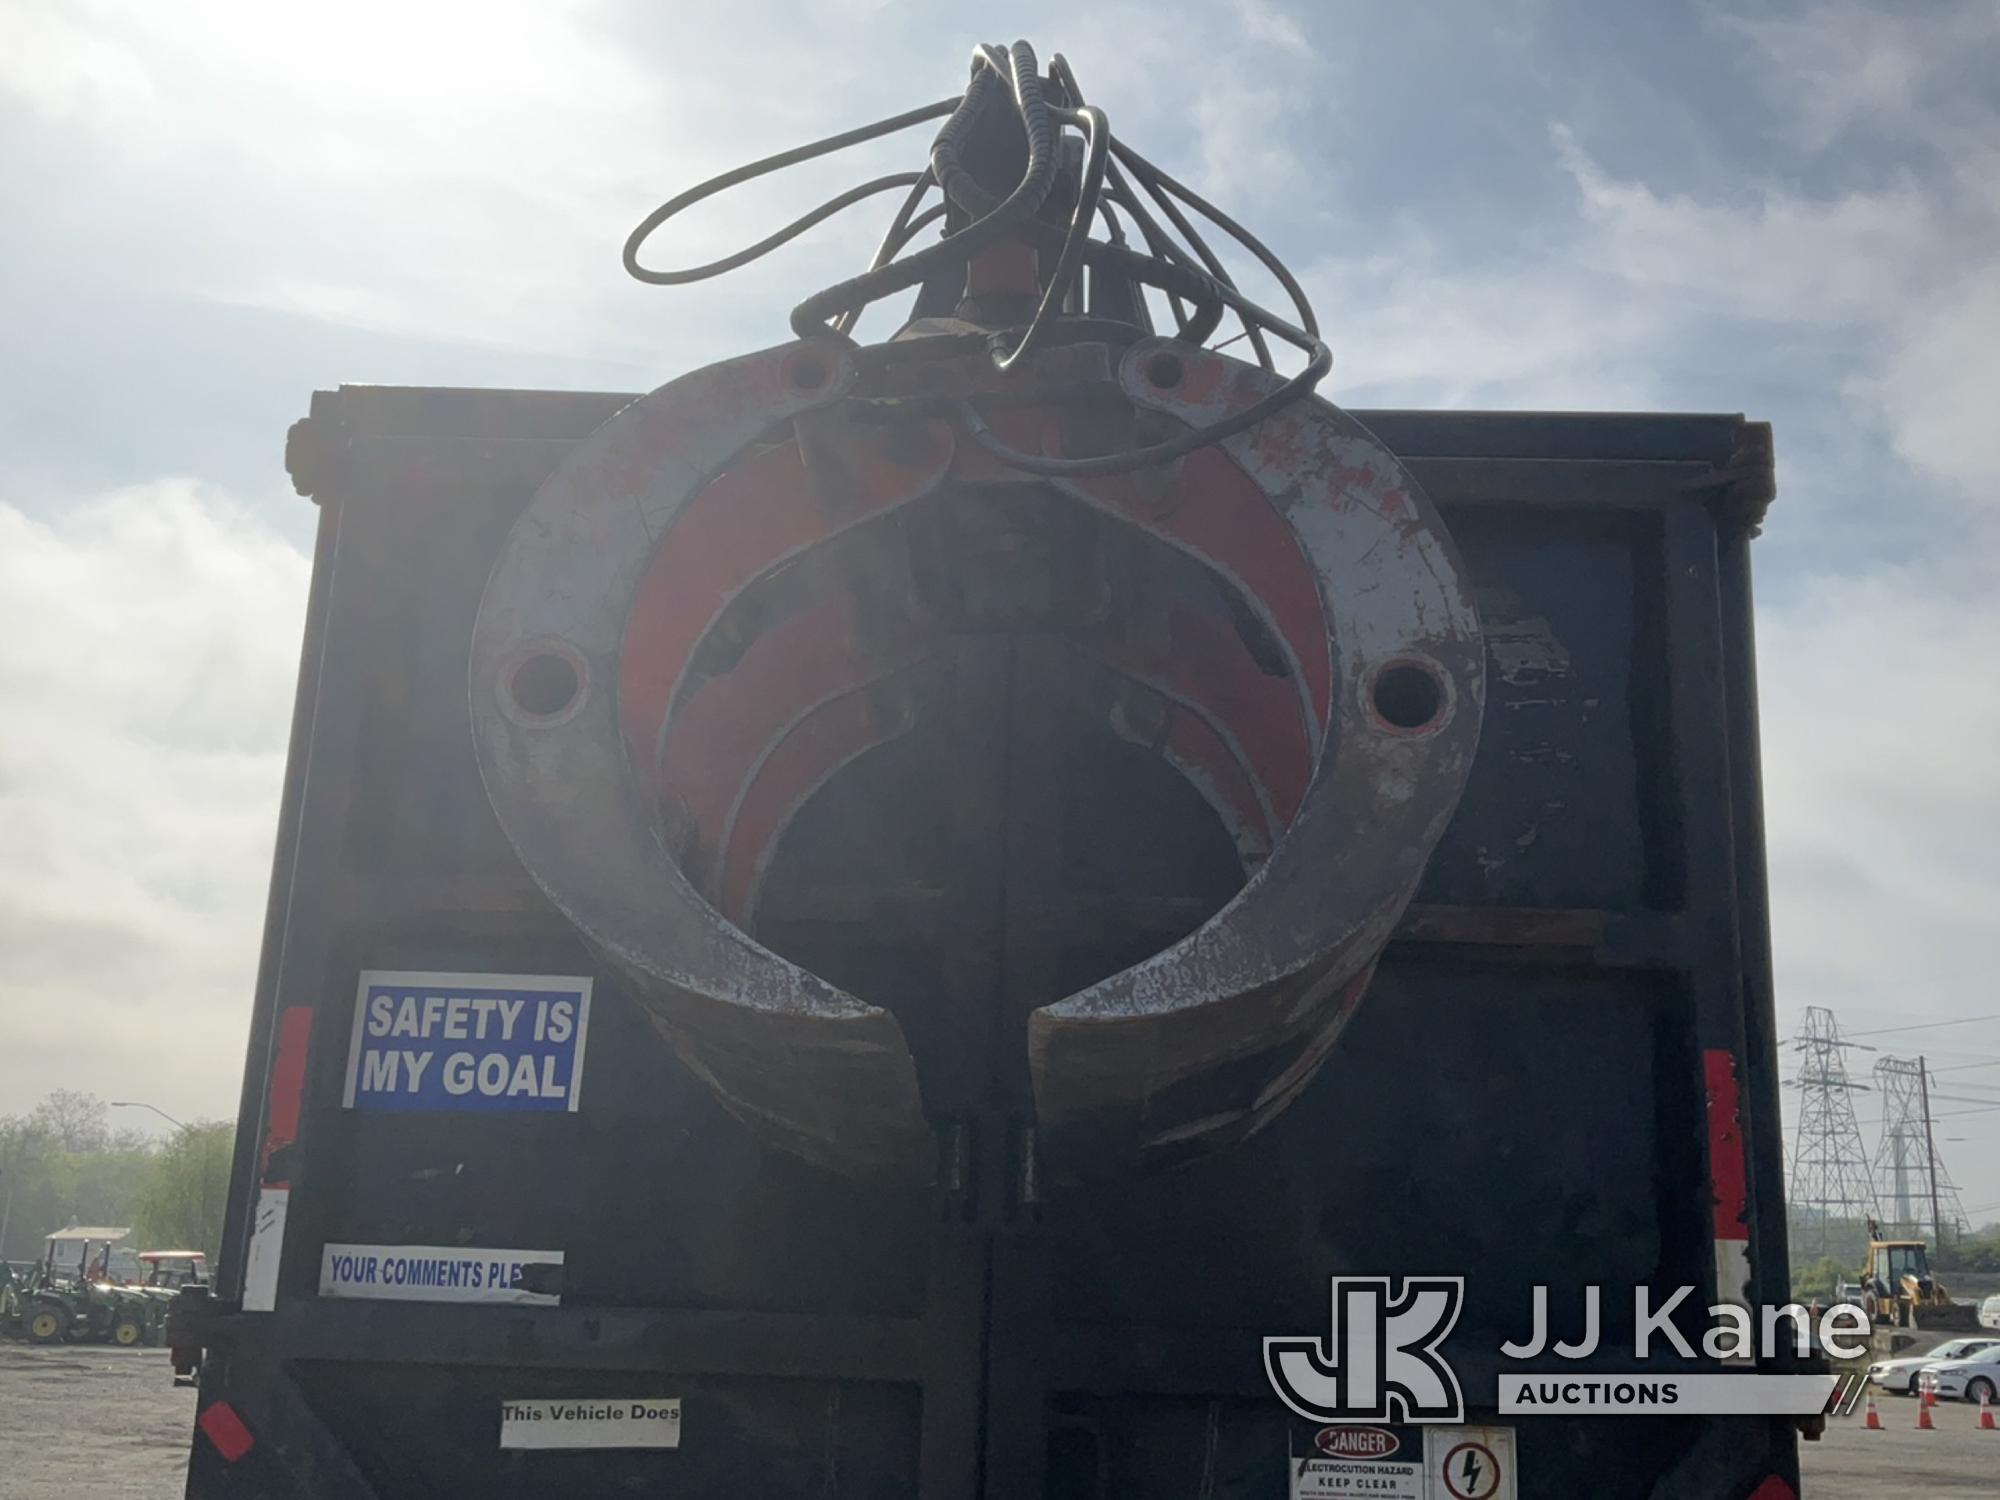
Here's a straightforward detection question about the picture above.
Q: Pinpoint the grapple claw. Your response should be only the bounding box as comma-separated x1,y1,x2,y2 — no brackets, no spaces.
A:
473,331,1479,1178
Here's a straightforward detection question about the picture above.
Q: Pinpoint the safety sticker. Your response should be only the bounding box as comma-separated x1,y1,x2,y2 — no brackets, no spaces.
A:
1289,1425,1518,1499
1290,1424,1423,1497
499,1398,682,1450
319,1243,563,1305
342,970,591,1113
1424,1426,1516,1500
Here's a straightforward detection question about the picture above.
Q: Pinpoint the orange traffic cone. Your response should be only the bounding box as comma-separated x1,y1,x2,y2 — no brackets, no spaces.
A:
1864,1394,1882,1429
1923,1379,1938,1408
1918,1399,1935,1431
1981,1391,1995,1430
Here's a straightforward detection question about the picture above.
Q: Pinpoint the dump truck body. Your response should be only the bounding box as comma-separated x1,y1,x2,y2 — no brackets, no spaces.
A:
180,385,1794,1498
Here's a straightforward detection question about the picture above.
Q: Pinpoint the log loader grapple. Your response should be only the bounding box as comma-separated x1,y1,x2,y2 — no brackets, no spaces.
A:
469,40,1484,1180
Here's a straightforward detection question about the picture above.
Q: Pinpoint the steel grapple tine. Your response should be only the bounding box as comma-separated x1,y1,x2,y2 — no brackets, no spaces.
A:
470,341,948,1179
1029,341,1485,1171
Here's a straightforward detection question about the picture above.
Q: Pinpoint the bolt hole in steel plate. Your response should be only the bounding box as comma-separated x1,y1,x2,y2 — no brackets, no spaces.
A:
501,643,589,724
1143,350,1184,390
1368,657,1451,735
470,336,1483,1177
783,347,832,392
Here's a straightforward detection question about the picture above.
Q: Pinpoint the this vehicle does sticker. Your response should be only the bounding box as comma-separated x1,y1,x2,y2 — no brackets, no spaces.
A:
342,970,591,1113
500,1398,681,1450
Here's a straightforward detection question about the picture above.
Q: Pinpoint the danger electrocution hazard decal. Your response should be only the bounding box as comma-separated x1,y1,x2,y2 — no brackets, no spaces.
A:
342,971,592,1113
1289,1425,1517,1499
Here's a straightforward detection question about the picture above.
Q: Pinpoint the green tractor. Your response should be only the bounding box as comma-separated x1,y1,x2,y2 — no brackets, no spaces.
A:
17,1239,170,1347
21,1287,76,1345
3,1256,69,1343
17,1252,83,1345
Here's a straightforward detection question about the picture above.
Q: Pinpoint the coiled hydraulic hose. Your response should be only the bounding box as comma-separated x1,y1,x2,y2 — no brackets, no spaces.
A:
623,40,1332,475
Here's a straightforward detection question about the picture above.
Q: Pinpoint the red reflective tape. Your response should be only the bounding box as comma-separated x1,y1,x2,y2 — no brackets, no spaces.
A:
1746,1478,1796,1500
1704,1048,1749,1243
259,1006,314,1187
198,1401,255,1463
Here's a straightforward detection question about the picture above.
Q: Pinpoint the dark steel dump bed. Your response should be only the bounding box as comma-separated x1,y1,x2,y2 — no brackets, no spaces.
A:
185,387,1792,1497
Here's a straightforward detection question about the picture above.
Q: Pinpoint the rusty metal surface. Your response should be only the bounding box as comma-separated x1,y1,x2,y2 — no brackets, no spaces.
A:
1028,340,1485,1166
469,342,940,1177
471,332,1483,1176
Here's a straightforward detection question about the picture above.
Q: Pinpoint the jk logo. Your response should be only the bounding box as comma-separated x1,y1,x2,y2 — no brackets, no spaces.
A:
1265,1276,1466,1423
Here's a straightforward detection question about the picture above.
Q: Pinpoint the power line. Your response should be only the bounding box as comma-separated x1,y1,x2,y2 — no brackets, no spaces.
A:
1853,1103,2000,1127
1847,1013,2000,1039
1928,1080,2000,1104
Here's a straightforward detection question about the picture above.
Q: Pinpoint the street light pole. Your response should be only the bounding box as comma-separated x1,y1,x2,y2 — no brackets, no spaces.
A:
109,1101,188,1132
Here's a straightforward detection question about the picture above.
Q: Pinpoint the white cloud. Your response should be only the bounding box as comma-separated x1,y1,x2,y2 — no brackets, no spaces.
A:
0,0,916,370
0,0,153,122
1760,565,2000,1021
1303,109,2000,516
1555,125,2000,512
1870,264,2000,497
1308,234,1670,410
0,482,308,1119
1702,2,2000,503
0,0,1350,371
1299,126,1945,416
1230,0,1318,62
1554,123,1940,326
1709,1,1998,161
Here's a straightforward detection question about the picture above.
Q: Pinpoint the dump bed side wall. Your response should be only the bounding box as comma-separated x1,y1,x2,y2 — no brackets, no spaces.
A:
188,390,1791,1499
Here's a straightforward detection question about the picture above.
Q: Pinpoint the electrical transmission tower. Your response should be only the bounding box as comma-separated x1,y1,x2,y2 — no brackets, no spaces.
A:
1786,1006,1877,1259
1872,1056,1969,1246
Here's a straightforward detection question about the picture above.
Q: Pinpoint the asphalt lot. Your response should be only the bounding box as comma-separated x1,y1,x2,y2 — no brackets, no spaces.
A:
0,1343,194,1500
1802,1390,2000,1496
1,1339,1995,1497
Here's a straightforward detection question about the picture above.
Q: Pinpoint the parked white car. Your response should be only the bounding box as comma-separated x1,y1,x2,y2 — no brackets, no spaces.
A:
1867,1336,2000,1394
1978,1293,2000,1332
1919,1344,2000,1404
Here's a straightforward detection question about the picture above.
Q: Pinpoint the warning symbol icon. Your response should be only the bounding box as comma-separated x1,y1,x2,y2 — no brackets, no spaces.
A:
1439,1441,1499,1500
1423,1425,1515,1500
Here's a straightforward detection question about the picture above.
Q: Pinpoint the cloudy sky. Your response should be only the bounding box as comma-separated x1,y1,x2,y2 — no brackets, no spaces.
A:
3,1,1997,1217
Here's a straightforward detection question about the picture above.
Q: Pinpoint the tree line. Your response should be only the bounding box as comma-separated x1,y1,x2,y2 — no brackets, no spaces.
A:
1788,1209,2000,1299
0,1089,234,1265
